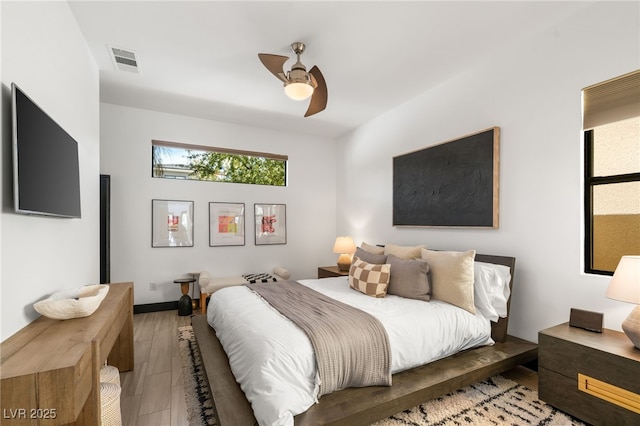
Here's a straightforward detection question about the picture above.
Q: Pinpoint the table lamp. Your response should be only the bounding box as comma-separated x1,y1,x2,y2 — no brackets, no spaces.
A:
333,236,356,271
605,255,640,349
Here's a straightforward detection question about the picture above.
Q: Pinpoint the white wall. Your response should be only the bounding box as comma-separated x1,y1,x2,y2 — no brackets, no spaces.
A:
1,2,100,339
100,103,336,305
336,2,640,343
1,1,635,344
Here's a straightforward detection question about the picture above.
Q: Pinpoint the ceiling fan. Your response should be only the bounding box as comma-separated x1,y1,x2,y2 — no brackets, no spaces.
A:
258,42,327,117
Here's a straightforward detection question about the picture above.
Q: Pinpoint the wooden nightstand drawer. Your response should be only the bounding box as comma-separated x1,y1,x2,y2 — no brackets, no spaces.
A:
539,327,640,395
578,373,640,414
539,323,640,425
539,367,637,425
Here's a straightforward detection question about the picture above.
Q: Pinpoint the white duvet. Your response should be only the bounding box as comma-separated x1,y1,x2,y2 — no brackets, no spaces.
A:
207,277,493,426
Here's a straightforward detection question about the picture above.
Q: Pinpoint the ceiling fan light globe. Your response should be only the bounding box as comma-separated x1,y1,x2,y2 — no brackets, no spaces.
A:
284,81,314,100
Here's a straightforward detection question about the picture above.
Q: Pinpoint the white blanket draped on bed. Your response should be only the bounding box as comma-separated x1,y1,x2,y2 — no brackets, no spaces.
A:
207,276,494,426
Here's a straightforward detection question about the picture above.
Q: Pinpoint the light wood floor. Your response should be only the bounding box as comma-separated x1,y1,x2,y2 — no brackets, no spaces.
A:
119,310,192,426
120,310,538,425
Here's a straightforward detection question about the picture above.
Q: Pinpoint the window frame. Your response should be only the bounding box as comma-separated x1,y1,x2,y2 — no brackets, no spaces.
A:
151,139,288,186
583,129,640,275
583,70,640,275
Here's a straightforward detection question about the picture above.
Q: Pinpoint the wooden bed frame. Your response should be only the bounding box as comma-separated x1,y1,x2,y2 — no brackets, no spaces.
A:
192,254,538,426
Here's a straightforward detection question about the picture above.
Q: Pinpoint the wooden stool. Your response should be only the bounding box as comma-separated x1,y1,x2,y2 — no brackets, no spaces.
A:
174,277,196,316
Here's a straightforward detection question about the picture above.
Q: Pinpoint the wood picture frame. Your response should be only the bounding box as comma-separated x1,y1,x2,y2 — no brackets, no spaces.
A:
254,203,286,245
393,127,500,228
209,202,245,247
151,199,194,247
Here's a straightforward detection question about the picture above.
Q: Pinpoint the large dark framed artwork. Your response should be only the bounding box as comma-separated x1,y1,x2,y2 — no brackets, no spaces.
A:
393,127,500,228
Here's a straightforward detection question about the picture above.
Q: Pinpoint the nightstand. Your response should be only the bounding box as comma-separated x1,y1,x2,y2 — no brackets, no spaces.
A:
317,266,349,279
538,322,640,425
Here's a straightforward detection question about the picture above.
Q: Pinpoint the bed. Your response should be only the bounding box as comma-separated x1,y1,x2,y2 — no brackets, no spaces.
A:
192,252,538,426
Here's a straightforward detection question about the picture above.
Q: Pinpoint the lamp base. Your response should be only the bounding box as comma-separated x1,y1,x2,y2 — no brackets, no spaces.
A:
621,305,640,350
336,254,352,272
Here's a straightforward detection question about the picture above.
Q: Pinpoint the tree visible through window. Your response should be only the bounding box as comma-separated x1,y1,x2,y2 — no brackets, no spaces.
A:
583,70,640,275
152,141,287,186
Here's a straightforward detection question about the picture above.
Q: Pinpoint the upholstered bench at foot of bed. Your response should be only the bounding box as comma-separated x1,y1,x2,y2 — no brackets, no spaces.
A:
199,276,247,314
198,268,290,314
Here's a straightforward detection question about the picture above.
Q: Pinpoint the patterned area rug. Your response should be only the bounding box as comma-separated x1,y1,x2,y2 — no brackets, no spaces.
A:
178,326,217,426
371,375,585,426
178,326,584,426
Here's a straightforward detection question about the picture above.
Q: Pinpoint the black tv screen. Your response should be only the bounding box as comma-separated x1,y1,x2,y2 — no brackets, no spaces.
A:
12,83,81,218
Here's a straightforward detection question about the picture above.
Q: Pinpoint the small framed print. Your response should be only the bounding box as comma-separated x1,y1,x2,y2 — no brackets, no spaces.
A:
152,199,194,247
209,202,245,247
254,203,286,245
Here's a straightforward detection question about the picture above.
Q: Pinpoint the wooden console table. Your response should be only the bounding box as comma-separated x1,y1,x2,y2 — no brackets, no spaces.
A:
1,282,134,425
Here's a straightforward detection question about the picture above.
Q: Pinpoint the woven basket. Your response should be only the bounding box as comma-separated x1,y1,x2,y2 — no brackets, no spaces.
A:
100,365,120,387
100,382,122,426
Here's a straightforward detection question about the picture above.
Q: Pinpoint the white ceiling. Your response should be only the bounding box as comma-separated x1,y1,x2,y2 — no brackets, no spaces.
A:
68,1,587,138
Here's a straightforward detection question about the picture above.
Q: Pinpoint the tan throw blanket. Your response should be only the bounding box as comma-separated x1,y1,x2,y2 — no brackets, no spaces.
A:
246,281,392,396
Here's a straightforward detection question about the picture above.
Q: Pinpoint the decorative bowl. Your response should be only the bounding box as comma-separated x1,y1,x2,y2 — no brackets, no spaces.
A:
33,284,109,320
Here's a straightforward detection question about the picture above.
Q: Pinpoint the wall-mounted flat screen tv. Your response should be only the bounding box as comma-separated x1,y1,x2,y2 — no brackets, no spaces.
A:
12,83,81,218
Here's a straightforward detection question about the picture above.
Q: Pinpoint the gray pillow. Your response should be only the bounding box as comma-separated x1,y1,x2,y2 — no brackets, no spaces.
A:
354,247,388,265
386,254,431,301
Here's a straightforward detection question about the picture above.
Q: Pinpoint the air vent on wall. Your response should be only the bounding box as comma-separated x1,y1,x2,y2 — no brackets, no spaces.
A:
108,45,141,73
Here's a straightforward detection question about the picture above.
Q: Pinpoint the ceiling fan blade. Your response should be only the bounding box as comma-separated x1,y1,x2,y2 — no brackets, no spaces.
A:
258,53,289,83
305,66,327,117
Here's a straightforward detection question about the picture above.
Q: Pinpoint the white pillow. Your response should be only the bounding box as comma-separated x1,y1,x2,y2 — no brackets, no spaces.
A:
473,262,511,322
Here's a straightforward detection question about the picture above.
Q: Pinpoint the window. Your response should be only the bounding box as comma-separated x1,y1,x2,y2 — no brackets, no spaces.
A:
152,140,287,186
583,70,640,275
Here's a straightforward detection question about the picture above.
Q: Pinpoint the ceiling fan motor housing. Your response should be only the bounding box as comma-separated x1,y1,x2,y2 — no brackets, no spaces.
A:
287,67,313,86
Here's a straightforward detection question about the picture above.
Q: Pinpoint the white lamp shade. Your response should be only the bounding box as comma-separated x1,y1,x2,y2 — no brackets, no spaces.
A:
284,82,313,100
333,236,356,255
606,255,640,304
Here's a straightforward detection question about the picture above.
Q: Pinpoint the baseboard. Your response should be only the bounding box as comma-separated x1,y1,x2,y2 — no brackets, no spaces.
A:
134,301,177,314
134,299,202,314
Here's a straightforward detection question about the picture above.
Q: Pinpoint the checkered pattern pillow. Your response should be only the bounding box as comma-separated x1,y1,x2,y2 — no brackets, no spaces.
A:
349,258,391,298
242,273,278,284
